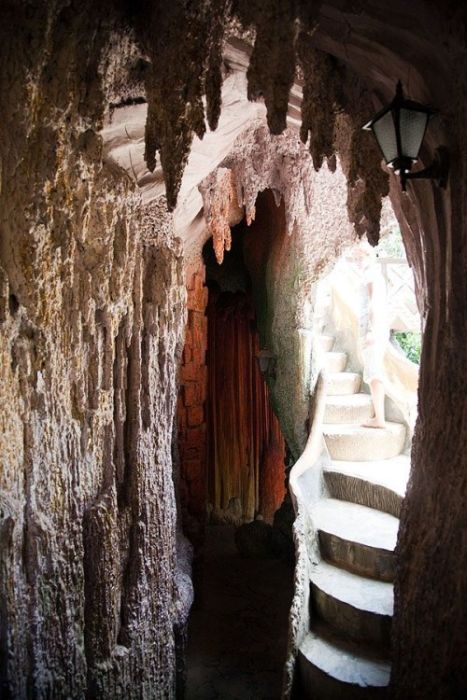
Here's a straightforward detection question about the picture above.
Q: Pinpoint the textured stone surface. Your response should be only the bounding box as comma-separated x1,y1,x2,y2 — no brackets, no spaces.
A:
0,183,188,698
177,262,209,546
324,394,374,425
323,423,406,462
298,628,390,699
0,8,189,696
315,499,397,582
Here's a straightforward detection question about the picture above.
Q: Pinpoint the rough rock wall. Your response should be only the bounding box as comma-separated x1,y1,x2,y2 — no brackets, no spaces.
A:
0,172,187,699
389,120,467,699
176,262,209,547
0,6,188,697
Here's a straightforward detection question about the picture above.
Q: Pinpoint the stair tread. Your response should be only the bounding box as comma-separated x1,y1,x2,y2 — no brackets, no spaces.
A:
299,628,390,687
318,335,335,352
319,334,335,343
327,371,361,381
323,422,406,462
325,393,373,408
324,393,374,425
323,421,405,437
313,499,399,552
310,561,393,616
324,456,410,497
324,351,348,373
326,372,362,396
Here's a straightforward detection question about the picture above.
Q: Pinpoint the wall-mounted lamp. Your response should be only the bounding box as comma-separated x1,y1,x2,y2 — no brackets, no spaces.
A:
363,81,449,191
256,349,276,380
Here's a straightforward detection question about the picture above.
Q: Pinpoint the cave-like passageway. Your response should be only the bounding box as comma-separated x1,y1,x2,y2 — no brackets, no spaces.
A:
0,4,465,699
185,525,293,700
182,220,294,699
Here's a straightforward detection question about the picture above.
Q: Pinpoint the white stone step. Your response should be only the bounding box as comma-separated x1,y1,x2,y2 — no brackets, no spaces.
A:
323,422,406,461
324,351,347,373
326,372,361,396
310,561,393,647
323,456,410,517
313,499,398,582
298,628,390,699
318,334,334,352
324,393,374,424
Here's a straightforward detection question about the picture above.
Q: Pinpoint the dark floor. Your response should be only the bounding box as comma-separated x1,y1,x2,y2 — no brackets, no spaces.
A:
185,524,294,700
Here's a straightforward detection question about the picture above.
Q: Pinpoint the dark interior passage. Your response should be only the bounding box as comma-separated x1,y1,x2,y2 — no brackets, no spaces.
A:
185,525,293,700
206,288,285,524
183,226,294,699
204,229,286,525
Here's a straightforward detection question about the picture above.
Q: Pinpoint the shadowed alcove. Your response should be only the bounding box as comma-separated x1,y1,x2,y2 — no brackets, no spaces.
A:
203,213,287,527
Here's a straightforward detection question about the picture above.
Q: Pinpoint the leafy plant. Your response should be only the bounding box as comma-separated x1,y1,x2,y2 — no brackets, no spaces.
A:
392,331,421,364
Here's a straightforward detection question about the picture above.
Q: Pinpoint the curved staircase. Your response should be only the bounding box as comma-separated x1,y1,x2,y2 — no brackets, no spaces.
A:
297,334,410,699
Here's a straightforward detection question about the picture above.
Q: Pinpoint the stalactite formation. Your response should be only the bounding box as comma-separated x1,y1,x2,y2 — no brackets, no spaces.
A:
125,0,390,234
199,121,315,264
0,0,388,238
198,169,238,264
206,289,286,523
297,34,339,171
134,0,230,210
235,0,297,135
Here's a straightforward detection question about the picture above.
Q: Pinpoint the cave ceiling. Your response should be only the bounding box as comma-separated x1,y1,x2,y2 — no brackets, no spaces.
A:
101,1,464,257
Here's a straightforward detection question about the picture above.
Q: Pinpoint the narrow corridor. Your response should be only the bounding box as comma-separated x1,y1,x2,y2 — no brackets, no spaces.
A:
185,525,294,700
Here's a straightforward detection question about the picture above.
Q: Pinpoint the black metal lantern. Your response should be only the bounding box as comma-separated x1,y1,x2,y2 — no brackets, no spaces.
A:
363,81,449,191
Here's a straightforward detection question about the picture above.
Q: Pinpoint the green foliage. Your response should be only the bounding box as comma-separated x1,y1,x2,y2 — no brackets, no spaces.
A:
393,331,421,364
377,227,405,258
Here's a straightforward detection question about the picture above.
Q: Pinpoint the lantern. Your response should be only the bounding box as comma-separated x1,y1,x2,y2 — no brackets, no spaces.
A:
363,81,449,190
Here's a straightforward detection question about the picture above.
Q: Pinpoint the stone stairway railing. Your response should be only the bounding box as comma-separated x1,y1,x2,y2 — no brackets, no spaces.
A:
378,257,420,334
284,371,327,698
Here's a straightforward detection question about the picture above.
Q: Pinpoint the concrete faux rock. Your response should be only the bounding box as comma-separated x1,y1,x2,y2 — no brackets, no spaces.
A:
323,422,406,461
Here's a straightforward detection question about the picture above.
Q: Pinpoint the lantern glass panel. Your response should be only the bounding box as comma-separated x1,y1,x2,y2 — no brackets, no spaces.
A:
372,109,398,164
399,108,429,160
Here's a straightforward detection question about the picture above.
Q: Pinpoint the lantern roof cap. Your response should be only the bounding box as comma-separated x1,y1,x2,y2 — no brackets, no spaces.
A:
363,81,436,131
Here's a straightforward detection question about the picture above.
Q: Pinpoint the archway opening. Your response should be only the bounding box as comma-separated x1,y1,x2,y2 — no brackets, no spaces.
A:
183,204,294,699
204,222,286,528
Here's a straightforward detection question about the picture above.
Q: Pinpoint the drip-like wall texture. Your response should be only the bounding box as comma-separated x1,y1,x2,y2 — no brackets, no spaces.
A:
0,5,189,698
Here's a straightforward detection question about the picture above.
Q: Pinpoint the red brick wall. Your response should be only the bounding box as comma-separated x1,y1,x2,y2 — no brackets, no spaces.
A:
177,262,208,544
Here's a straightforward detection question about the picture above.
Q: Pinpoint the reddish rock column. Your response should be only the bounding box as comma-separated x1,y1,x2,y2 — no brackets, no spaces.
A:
177,262,209,544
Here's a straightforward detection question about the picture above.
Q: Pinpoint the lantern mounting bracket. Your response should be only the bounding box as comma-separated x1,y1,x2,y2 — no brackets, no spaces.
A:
398,146,450,192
